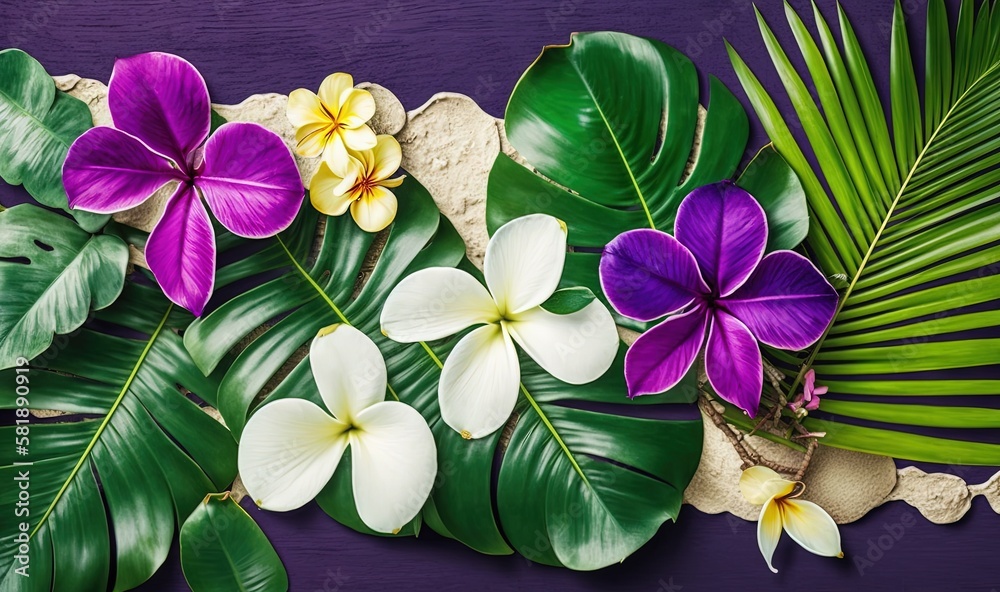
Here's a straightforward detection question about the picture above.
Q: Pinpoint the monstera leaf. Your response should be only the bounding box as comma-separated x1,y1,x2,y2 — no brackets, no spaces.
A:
181,494,288,592
0,280,237,590
727,0,1000,463
0,204,128,370
487,31,809,331
182,177,703,570
0,48,107,231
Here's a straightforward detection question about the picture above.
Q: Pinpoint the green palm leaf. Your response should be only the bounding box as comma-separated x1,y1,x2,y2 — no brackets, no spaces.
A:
0,280,237,590
486,31,810,332
727,0,1000,464
182,177,703,570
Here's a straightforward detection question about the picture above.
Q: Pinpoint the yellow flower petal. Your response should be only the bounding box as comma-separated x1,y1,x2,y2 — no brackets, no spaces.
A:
295,123,330,158
337,88,377,128
757,498,783,573
319,72,354,111
370,135,402,181
379,175,405,189
740,465,796,505
350,185,398,232
354,144,375,175
322,133,351,177
309,162,354,216
340,124,378,152
780,499,844,559
287,88,329,128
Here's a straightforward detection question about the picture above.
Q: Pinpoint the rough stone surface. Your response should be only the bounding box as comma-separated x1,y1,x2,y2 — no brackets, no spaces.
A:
397,92,501,267
683,405,897,524
887,467,974,524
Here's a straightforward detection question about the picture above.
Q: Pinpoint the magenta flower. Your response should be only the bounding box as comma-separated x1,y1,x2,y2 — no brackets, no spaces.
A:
63,52,304,315
788,369,828,413
599,182,838,416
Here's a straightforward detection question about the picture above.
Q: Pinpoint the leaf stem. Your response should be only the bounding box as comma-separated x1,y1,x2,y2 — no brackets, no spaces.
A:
275,234,400,401
30,304,173,539
275,235,349,325
570,61,656,230
519,383,589,484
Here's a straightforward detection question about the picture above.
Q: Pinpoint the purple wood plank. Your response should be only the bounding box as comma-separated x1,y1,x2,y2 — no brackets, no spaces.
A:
1,0,997,590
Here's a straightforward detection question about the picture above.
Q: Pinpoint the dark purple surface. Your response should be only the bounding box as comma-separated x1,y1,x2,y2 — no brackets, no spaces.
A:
1,0,998,590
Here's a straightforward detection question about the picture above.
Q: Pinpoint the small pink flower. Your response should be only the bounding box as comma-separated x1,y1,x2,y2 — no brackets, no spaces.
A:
788,369,827,413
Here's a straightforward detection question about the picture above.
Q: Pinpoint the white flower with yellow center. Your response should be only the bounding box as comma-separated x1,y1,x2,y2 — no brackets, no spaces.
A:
380,214,620,439
238,324,436,534
310,134,405,232
740,465,844,573
287,72,377,174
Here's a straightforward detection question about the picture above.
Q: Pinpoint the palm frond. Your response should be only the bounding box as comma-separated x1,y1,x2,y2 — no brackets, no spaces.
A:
728,0,1000,464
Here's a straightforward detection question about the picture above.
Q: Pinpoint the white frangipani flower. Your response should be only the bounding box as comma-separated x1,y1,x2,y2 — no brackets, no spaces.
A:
380,214,619,440
238,324,437,534
740,465,844,573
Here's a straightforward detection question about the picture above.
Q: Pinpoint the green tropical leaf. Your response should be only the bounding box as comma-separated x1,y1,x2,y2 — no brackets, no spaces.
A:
540,286,597,315
180,493,288,592
182,176,703,570
728,0,1000,464
736,145,810,252
0,48,108,232
486,32,810,331
0,280,237,590
0,204,128,370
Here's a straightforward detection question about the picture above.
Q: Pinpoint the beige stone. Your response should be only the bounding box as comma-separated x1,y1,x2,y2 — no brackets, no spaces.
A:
397,92,502,267
887,467,973,524
683,405,896,524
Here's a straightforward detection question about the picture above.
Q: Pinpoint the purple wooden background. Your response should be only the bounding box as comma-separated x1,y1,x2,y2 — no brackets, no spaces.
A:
1,0,998,590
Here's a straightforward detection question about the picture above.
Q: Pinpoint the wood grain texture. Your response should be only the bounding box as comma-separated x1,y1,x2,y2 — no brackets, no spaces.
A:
0,0,997,589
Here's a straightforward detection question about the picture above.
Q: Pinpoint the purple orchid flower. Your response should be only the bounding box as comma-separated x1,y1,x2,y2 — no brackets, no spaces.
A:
599,182,838,416
63,52,304,315
789,369,827,413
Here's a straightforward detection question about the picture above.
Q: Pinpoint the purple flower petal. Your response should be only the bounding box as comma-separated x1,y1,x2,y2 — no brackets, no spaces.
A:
108,52,210,166
197,122,305,238
600,229,709,321
624,305,708,397
720,251,838,350
705,310,763,417
64,127,181,213
146,184,216,316
674,182,767,297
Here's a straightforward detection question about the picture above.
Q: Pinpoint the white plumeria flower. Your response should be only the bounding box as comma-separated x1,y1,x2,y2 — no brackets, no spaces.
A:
238,324,437,534
740,466,844,573
380,214,619,439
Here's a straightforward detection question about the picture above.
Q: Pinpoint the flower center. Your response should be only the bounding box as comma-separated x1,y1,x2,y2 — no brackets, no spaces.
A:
355,174,377,201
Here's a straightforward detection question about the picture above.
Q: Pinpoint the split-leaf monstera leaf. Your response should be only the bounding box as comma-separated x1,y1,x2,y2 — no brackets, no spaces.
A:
0,49,108,231
0,280,237,590
0,205,128,370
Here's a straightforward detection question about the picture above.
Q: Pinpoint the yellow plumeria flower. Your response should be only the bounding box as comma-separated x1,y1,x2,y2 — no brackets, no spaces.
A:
287,72,377,174
309,134,405,233
739,466,843,573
